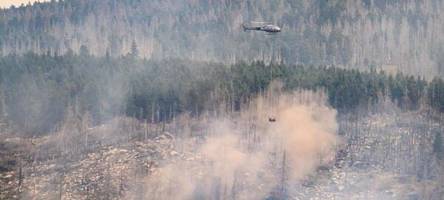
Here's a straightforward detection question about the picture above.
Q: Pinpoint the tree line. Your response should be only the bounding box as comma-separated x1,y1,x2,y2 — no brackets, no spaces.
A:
0,53,443,135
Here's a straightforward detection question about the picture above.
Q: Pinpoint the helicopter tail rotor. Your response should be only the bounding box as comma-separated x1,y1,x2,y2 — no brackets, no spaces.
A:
242,24,248,31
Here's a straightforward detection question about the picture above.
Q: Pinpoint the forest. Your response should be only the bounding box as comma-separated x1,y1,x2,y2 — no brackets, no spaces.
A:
0,52,443,136
0,52,443,199
0,0,444,199
2,0,444,77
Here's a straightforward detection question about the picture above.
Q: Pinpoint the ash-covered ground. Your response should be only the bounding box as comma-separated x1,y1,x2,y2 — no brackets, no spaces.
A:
1,93,443,200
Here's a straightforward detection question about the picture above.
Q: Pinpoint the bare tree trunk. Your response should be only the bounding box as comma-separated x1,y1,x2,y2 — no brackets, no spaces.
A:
59,172,64,200
17,158,23,196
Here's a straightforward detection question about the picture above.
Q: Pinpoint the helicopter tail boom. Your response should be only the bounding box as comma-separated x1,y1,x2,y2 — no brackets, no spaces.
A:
242,24,261,31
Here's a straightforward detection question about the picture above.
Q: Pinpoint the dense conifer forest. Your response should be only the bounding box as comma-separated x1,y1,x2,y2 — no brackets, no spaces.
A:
0,52,443,136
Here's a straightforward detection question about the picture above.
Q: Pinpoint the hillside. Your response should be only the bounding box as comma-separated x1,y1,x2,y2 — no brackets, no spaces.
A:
1,1,444,199
1,0,444,77
1,94,443,199
0,54,443,199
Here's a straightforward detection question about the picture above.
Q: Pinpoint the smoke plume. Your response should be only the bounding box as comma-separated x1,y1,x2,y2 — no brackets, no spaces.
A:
136,83,340,199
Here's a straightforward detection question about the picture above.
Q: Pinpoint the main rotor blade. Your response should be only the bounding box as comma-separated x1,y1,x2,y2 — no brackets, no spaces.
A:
250,21,271,24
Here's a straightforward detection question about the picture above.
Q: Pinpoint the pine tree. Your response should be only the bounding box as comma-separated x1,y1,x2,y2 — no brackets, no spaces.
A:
79,45,90,57
130,40,139,58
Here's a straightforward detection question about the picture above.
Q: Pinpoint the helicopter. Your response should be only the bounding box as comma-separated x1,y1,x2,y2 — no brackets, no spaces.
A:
242,22,282,33
243,21,280,122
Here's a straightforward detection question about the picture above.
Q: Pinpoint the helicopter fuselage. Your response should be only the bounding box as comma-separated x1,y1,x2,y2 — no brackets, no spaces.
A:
243,24,281,33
